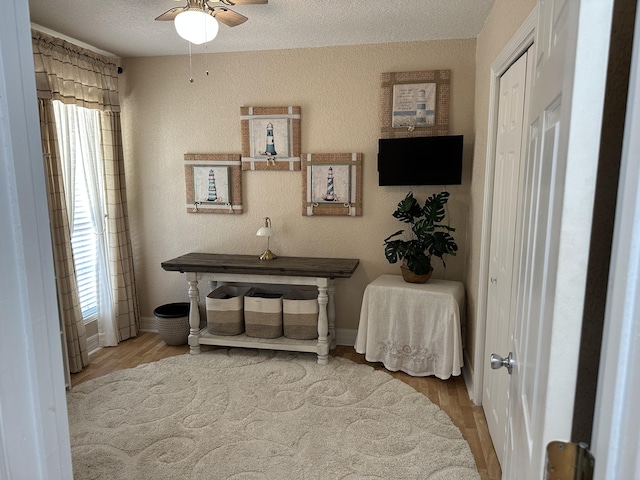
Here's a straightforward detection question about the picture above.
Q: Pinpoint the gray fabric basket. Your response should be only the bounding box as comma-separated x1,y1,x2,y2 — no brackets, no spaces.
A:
283,290,319,340
244,289,285,339
206,286,253,335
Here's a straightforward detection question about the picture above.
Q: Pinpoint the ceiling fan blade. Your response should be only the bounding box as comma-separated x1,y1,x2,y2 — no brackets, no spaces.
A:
210,8,248,27
155,7,185,21
211,0,268,5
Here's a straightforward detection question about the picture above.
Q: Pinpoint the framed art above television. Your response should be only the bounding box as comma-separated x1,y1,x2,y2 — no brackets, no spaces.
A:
380,70,451,140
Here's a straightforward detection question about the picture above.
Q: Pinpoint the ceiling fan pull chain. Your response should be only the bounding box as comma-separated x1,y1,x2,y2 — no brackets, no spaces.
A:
189,43,194,83
205,42,210,76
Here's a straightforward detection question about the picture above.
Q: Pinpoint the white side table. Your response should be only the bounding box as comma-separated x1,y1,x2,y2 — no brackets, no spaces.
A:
355,274,465,379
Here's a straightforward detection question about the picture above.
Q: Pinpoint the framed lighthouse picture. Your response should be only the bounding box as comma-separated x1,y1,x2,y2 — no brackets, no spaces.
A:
240,106,301,171
184,153,243,214
302,153,363,216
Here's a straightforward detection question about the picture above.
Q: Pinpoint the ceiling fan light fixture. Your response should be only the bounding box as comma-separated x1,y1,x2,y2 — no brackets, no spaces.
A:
174,10,219,44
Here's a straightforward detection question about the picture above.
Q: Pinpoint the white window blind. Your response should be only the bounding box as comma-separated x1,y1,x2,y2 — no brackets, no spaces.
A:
70,161,98,322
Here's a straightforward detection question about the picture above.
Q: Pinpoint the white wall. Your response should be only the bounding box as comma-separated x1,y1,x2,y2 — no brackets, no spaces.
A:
120,40,476,332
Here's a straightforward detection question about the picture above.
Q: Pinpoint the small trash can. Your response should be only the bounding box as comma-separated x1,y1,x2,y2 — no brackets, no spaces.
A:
153,302,192,346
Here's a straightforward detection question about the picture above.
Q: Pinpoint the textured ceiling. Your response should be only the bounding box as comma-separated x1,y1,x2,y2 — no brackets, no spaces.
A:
28,0,495,58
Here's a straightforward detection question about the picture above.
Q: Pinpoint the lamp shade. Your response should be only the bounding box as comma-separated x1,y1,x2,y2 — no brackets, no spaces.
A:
256,217,275,237
174,10,219,45
256,226,274,237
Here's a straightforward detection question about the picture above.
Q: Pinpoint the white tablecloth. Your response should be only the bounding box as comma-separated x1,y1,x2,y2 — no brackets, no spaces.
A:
355,274,464,379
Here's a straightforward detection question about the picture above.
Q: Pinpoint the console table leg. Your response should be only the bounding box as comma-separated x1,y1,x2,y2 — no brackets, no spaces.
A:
328,280,336,349
187,272,201,354
316,279,329,365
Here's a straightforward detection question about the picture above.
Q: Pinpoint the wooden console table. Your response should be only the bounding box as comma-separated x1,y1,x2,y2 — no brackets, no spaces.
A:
161,253,359,365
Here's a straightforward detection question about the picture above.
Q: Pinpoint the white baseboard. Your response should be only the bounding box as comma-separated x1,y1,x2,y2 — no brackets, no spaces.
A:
86,333,100,356
140,316,158,332
463,348,480,405
335,328,357,346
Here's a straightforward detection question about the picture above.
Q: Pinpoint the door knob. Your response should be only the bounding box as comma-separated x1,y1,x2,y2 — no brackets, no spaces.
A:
490,352,514,374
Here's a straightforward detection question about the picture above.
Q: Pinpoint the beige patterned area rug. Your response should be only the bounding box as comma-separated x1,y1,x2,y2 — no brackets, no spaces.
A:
68,349,480,479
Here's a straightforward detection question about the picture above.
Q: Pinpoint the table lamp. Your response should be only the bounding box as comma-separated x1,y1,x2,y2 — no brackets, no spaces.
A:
256,217,277,260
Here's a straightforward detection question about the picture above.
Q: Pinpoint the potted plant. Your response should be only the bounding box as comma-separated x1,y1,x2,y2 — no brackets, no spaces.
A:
384,191,458,283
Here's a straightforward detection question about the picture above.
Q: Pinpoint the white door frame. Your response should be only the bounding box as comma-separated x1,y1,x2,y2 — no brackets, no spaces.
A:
471,8,537,405
592,5,640,476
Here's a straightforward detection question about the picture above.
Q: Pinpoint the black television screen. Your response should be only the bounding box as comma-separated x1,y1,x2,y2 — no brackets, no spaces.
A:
377,135,463,186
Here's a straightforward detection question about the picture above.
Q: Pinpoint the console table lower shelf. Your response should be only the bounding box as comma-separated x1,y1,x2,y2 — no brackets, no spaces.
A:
161,253,360,365
195,330,329,354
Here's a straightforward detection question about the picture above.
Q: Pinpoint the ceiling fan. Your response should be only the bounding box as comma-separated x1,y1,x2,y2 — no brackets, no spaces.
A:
155,0,268,30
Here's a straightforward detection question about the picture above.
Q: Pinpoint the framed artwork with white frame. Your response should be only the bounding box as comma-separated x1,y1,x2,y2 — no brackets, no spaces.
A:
184,153,243,214
301,153,362,216
240,106,301,171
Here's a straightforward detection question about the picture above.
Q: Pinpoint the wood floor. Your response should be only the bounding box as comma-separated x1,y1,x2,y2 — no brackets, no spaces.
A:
71,332,501,480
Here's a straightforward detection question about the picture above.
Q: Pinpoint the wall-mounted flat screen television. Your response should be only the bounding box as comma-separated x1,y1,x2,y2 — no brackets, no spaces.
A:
377,135,463,186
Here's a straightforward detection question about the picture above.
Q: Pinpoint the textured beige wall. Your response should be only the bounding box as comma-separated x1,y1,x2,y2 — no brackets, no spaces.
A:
465,0,536,373
119,39,475,334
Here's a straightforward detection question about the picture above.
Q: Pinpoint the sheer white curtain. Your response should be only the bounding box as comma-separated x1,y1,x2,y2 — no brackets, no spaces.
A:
53,101,118,346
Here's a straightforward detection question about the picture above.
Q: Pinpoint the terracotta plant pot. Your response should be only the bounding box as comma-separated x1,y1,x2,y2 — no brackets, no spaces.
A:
400,264,433,284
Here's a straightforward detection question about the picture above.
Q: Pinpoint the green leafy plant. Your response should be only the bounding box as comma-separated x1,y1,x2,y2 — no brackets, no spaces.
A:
384,191,458,275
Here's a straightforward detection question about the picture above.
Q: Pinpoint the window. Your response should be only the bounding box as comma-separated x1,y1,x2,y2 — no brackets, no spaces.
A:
70,160,99,321
53,101,108,324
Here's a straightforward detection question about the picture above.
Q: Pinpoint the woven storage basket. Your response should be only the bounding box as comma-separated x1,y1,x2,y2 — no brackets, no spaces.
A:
244,289,285,338
154,303,205,346
206,285,253,335
283,290,319,340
